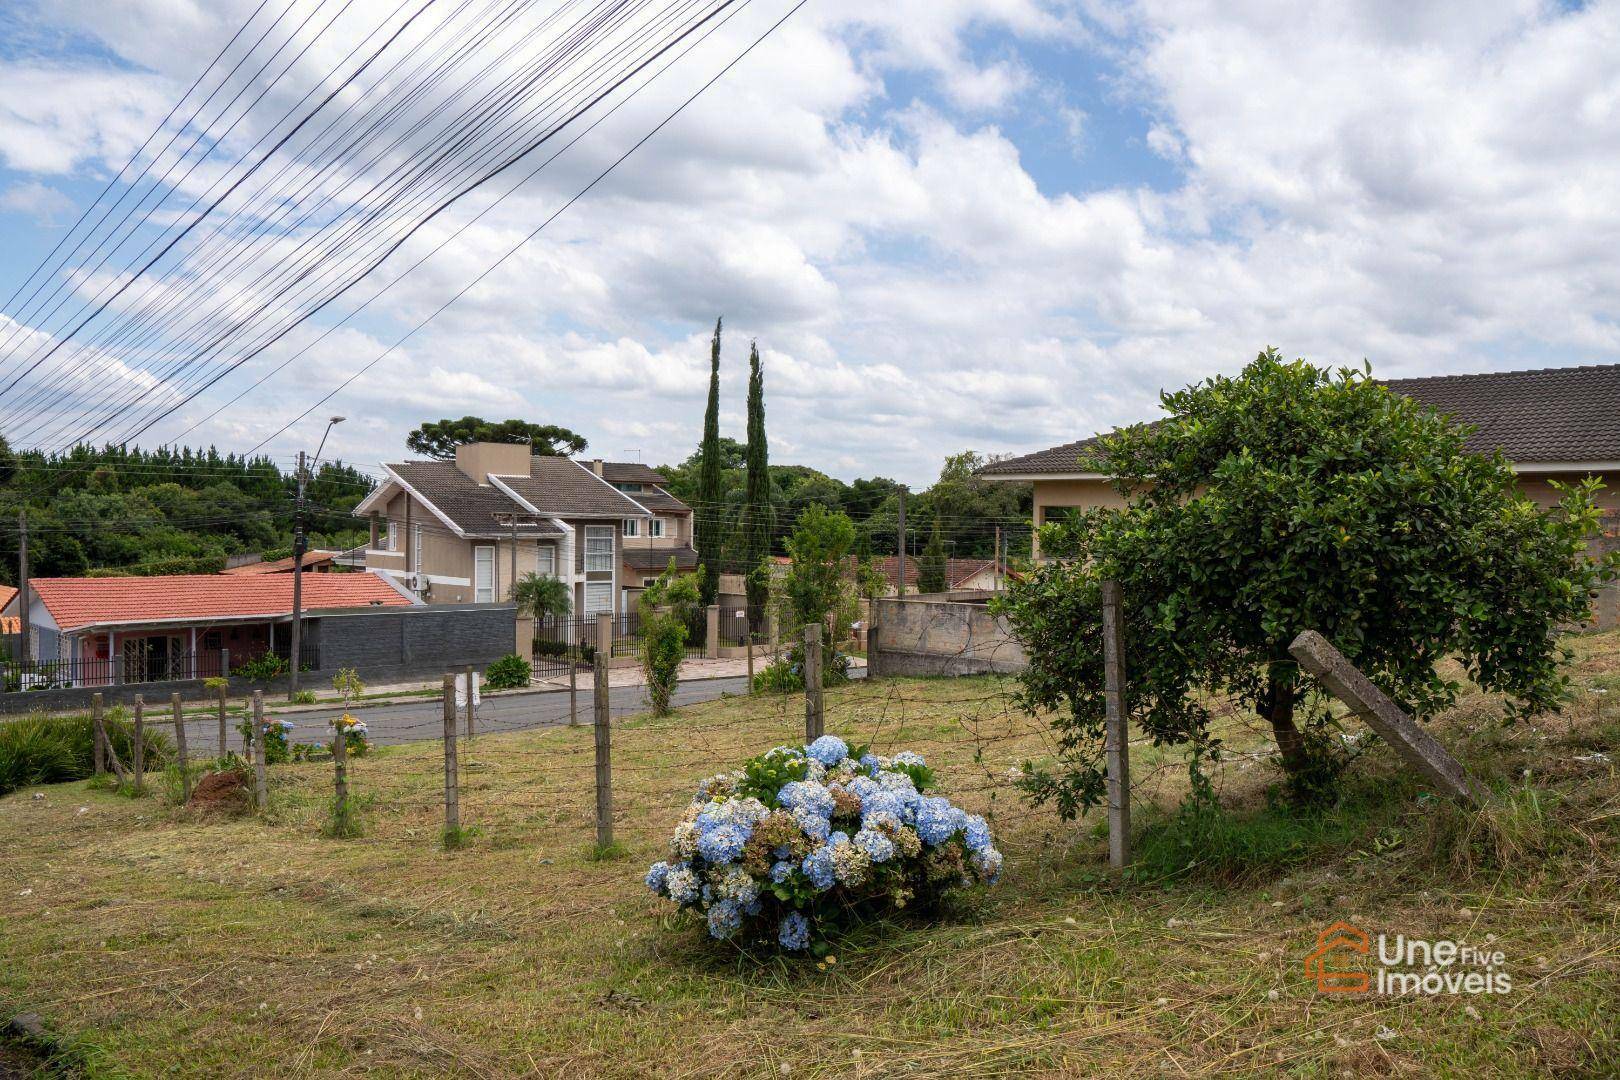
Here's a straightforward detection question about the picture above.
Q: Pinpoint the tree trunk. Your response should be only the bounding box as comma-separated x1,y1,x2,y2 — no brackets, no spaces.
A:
1263,662,1311,783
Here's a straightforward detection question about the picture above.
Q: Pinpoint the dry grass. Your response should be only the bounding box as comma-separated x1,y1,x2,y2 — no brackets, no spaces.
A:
2,636,1619,1078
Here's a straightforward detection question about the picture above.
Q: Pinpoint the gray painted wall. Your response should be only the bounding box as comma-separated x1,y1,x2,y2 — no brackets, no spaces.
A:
870,597,1027,678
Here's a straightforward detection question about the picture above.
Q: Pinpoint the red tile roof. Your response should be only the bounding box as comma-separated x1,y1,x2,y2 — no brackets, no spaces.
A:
0,585,16,635
221,551,340,575
28,573,411,631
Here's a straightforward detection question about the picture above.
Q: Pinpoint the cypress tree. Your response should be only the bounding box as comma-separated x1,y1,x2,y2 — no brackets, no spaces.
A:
918,518,948,594
694,317,725,606
739,341,774,630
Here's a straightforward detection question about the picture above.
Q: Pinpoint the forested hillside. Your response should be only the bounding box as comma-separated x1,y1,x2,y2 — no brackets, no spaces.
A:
0,440,372,582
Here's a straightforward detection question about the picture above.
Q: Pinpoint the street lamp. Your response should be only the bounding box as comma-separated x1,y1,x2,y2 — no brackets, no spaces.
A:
289,416,346,700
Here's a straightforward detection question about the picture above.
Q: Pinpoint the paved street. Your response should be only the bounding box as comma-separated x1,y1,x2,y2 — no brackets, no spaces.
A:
169,675,760,756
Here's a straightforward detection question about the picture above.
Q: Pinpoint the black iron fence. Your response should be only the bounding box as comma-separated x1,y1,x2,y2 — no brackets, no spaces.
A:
717,604,767,648
0,650,230,693
532,607,711,672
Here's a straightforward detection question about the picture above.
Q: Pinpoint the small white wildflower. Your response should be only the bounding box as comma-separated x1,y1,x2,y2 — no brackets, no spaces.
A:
1166,917,1183,929
1375,1026,1397,1042
76,807,88,815
1154,998,1169,1008
779,1064,792,1076
1266,988,1280,1001
17,888,32,897
1464,1005,1482,1021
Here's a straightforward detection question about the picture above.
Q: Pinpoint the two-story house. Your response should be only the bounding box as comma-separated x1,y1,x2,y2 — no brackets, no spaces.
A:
353,442,697,618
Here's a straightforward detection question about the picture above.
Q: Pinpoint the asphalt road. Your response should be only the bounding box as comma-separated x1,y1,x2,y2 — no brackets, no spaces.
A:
172,675,759,756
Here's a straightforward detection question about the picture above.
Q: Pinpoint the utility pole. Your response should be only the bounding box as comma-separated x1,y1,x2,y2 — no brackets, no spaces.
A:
994,524,1001,592
289,417,345,701
288,449,307,701
16,510,29,664
895,486,907,597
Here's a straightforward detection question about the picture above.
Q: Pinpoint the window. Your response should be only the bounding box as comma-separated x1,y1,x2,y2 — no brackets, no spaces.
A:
584,526,614,573
385,520,398,551
622,518,640,538
648,517,666,538
536,544,555,577
584,581,613,615
614,482,644,493
412,524,422,574
474,545,495,603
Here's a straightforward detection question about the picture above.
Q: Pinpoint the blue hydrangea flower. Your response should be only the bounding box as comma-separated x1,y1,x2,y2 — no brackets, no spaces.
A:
801,846,836,891
707,899,743,939
697,822,747,864
972,847,1004,883
778,911,811,951
963,814,993,853
770,859,797,884
664,863,701,904
915,796,962,845
892,750,925,767
778,780,835,817
858,789,902,823
645,861,670,894
806,735,849,766
858,752,881,773
793,807,831,842
854,827,896,863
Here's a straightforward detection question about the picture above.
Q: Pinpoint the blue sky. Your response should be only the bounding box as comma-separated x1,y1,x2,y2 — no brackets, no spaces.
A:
1,0,1617,487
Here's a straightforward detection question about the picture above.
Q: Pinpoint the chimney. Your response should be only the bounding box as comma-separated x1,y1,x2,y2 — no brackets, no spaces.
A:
454,442,534,485
592,459,604,477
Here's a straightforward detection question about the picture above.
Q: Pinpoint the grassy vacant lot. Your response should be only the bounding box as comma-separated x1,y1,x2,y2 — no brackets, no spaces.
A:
3,635,1619,1078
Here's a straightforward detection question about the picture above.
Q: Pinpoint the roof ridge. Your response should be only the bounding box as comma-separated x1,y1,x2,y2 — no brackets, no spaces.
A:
1382,362,1620,384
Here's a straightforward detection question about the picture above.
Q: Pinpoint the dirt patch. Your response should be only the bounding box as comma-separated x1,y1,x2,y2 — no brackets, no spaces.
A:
187,770,250,814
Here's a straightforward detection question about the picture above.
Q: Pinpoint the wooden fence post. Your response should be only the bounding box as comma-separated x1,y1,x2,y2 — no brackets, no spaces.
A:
132,694,146,793
216,681,229,757
705,604,720,660
171,692,191,804
745,631,755,694
803,622,824,743
1100,580,1131,870
92,692,106,776
593,613,613,850
464,664,475,745
568,660,579,726
251,691,268,811
332,704,349,816
442,673,459,836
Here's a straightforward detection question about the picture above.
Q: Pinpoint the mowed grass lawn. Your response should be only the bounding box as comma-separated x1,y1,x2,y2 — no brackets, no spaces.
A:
3,636,1620,1078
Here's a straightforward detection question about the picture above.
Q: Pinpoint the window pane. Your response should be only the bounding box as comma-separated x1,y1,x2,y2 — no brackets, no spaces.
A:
585,526,614,572
584,581,613,614
475,546,494,603
537,545,555,576
623,518,639,538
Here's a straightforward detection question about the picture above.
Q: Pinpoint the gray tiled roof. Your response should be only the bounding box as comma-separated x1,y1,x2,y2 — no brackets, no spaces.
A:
389,462,564,537
1383,364,1620,462
982,363,1620,476
630,487,689,513
496,456,651,518
623,545,700,571
596,462,668,485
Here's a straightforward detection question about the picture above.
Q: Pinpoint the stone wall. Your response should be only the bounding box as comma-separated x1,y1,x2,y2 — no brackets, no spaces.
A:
870,597,1027,677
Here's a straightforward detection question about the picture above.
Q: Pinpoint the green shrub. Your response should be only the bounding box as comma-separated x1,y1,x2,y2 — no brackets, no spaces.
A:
290,690,316,705
237,717,293,764
0,712,172,796
750,644,853,694
532,638,568,658
232,654,289,682
484,654,532,690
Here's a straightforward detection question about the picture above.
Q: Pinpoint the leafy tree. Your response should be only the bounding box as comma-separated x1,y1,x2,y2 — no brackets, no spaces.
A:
737,341,774,629
694,318,725,605
639,558,702,715
0,432,14,488
778,504,857,637
911,450,1030,559
405,417,587,459
918,519,948,593
1000,349,1618,810
512,572,571,622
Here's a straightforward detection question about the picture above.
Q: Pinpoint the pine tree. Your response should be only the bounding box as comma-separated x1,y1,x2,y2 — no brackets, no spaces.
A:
738,341,774,630
694,317,725,606
918,518,948,594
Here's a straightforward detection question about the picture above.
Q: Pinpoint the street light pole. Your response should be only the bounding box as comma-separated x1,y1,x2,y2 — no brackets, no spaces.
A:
288,417,344,700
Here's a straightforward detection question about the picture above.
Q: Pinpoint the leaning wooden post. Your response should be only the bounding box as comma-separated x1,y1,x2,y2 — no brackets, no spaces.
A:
463,664,475,745
593,612,613,850
442,673,460,836
251,691,268,811
91,692,106,776
803,622,824,743
216,680,229,757
132,694,146,793
1288,630,1490,806
705,604,720,660
1100,580,1132,870
745,631,755,694
171,692,192,804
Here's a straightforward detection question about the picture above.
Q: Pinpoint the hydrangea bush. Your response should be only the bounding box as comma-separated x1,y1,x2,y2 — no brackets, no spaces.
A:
647,735,1001,952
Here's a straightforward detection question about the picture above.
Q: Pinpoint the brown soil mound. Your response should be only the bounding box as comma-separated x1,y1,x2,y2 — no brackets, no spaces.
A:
188,770,251,813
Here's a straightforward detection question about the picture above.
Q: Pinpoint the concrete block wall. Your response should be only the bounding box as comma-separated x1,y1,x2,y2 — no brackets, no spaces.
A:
870,597,1027,677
